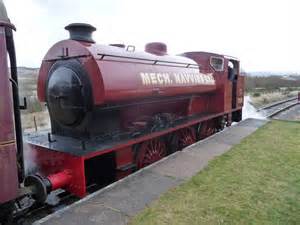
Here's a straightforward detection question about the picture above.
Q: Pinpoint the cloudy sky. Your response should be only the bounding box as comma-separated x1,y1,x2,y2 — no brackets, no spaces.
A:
3,0,299,72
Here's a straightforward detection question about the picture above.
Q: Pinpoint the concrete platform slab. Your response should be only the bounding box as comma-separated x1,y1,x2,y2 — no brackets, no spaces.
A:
35,118,268,225
150,142,232,180
212,126,258,145
86,170,182,217
235,118,267,128
43,204,128,225
185,141,233,158
150,151,209,179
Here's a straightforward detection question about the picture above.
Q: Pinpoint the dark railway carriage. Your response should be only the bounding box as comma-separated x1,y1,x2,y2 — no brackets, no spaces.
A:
0,0,25,221
0,1,244,222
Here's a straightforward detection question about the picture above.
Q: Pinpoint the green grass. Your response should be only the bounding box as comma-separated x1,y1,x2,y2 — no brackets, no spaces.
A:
130,120,300,225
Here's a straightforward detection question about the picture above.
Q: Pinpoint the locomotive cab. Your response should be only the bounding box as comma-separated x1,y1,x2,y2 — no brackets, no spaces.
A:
226,57,244,121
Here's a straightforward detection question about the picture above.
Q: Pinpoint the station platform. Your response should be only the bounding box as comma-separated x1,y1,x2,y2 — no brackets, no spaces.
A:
34,118,268,225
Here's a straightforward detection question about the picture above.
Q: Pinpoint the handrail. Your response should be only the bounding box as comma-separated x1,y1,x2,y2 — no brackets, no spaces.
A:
97,53,200,68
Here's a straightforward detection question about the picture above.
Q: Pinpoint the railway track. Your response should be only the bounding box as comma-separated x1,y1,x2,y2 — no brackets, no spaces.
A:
257,97,299,118
14,183,104,225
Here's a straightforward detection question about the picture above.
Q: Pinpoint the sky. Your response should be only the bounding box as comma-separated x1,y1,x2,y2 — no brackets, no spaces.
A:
3,0,300,72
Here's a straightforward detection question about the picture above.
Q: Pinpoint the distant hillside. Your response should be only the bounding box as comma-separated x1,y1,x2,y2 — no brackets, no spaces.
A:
281,75,300,81
245,75,300,92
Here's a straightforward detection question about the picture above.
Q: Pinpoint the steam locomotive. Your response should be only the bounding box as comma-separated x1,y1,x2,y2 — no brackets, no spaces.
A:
0,1,244,223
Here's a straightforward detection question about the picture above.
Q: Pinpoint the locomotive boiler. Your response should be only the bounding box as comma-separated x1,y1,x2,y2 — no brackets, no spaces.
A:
0,1,244,222
38,23,216,139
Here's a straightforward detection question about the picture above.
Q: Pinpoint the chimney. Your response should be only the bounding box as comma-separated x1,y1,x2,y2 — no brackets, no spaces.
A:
65,23,96,43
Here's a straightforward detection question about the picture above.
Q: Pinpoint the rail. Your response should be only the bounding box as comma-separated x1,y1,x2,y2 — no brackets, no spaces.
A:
256,96,299,118
257,97,297,111
266,102,299,118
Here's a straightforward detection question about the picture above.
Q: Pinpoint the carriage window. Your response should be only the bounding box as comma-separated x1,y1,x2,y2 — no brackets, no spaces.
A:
210,57,224,71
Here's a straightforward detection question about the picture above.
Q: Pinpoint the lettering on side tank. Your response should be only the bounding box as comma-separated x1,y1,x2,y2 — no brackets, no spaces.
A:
140,72,215,86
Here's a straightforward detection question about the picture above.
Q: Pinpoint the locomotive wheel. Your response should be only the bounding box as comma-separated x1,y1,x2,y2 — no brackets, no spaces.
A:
136,138,167,169
198,120,216,140
169,127,196,153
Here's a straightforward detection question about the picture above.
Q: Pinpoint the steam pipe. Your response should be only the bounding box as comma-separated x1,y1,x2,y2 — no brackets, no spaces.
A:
47,170,72,191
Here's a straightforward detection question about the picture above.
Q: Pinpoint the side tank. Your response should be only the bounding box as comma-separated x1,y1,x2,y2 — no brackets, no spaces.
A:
37,24,217,138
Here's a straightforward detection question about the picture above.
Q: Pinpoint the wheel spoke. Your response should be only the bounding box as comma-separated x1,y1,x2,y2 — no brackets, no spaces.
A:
136,138,167,169
176,127,196,150
199,120,216,139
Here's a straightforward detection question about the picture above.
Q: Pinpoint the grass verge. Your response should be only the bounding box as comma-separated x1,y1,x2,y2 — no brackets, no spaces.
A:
130,120,300,225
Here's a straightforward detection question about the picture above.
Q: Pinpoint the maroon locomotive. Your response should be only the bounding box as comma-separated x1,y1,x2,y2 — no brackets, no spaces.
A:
0,1,244,223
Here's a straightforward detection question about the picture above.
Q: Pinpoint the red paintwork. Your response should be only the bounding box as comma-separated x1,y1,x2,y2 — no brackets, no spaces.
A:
136,138,167,169
176,127,196,149
47,170,72,191
145,42,168,55
182,52,239,113
31,37,244,198
115,147,134,179
0,26,19,204
37,40,217,105
199,119,217,139
29,145,86,197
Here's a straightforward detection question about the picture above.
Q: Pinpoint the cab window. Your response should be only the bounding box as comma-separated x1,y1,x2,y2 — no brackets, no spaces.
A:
210,56,224,71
